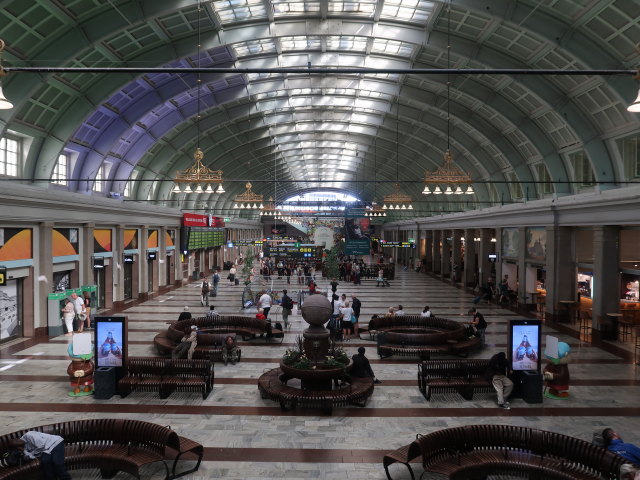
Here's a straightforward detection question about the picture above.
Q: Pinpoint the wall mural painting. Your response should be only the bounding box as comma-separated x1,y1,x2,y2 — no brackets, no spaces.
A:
94,229,112,253
502,228,519,259
52,228,79,257
124,229,138,250
166,230,175,247
148,230,159,249
0,228,33,261
526,228,547,262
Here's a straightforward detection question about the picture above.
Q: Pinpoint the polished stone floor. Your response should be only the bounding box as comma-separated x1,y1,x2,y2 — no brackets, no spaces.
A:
1,269,639,479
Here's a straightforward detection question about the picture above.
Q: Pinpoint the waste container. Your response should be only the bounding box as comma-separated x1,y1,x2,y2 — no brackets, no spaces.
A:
94,367,116,399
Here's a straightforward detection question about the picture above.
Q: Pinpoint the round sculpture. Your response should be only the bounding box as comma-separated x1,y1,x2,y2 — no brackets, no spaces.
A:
300,294,332,327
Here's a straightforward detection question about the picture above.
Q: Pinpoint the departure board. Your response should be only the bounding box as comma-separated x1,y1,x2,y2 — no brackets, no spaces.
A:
187,228,225,250
263,244,322,259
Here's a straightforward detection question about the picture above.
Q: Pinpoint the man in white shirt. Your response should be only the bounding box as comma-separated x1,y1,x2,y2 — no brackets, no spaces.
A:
70,292,84,332
9,431,70,479
258,291,272,318
395,305,405,316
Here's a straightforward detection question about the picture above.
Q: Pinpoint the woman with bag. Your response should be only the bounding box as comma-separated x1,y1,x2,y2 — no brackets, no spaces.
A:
61,299,74,336
340,301,354,342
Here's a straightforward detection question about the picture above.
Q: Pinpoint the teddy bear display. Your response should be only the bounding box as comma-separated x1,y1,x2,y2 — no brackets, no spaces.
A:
543,341,571,399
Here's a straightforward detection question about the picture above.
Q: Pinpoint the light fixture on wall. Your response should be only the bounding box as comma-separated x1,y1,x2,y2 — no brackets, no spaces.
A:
233,182,264,209
172,2,224,195
0,39,13,109
422,1,474,196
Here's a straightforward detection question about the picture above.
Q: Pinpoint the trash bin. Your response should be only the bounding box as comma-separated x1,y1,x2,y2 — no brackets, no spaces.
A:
94,367,116,399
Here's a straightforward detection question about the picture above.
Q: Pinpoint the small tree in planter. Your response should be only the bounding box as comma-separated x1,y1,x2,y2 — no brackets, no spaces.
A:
326,245,340,280
241,247,254,284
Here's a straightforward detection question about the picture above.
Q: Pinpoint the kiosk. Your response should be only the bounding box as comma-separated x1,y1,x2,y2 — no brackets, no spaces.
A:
508,319,543,403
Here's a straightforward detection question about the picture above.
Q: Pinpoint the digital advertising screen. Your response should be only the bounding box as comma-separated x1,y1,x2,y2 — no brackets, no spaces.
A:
94,316,126,368
509,319,541,372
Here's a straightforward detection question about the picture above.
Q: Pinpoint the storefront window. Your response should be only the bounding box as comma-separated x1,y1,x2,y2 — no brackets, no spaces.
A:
577,271,593,299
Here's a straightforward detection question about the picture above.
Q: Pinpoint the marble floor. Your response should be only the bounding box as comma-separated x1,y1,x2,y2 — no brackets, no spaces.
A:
1,270,639,479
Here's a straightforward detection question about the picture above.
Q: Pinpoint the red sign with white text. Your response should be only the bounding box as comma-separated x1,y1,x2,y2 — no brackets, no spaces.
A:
183,213,225,227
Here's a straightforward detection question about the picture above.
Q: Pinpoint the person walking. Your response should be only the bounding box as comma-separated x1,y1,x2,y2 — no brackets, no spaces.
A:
351,294,361,339
61,299,74,336
486,352,513,409
70,292,84,333
82,290,92,330
229,265,237,285
281,289,294,329
258,291,272,318
200,276,210,306
212,269,220,296
340,301,354,341
8,431,71,480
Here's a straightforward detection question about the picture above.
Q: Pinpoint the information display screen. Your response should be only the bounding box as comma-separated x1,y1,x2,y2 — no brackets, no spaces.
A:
380,241,416,248
186,228,225,250
94,316,126,367
509,320,541,372
263,244,322,259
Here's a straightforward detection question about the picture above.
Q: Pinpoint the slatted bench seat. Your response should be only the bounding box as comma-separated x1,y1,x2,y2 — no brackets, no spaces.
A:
382,436,422,480
118,357,214,399
258,368,374,414
0,419,203,480
417,359,492,401
383,424,636,480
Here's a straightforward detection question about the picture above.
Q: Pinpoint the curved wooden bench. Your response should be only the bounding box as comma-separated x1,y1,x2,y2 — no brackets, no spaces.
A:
364,315,465,339
258,368,374,414
384,425,635,480
0,419,203,479
418,359,492,401
118,357,214,399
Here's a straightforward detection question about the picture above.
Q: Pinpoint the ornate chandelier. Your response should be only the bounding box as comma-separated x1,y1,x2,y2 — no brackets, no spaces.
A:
383,183,413,210
172,148,225,194
233,182,263,209
422,150,474,195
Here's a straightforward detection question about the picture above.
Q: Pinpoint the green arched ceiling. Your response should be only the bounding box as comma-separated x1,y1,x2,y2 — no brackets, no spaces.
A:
0,0,638,217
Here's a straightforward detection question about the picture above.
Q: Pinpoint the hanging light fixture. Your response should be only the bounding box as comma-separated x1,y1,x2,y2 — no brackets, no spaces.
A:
0,40,13,110
383,105,413,210
422,1,474,197
172,4,224,195
233,182,263,210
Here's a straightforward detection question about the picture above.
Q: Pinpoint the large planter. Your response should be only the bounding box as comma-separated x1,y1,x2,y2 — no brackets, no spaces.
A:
280,360,351,382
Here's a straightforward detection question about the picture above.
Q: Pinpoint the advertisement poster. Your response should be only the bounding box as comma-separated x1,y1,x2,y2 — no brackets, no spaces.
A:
0,281,19,339
511,324,539,371
96,322,123,367
526,227,547,262
502,228,519,259
344,217,371,256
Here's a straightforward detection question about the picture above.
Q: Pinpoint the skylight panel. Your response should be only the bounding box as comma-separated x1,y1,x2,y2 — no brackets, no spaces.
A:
272,1,321,16
326,36,368,52
380,0,435,24
211,0,267,24
232,39,277,57
280,36,322,51
371,38,414,56
328,1,376,17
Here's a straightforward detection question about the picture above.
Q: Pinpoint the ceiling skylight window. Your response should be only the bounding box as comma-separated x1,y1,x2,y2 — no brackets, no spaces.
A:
371,39,415,57
326,36,368,52
272,1,320,15
328,1,376,17
280,36,322,51
380,0,435,24
211,0,267,24
232,39,277,57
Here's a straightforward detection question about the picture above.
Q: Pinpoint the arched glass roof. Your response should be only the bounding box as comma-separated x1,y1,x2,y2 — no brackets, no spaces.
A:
0,0,638,217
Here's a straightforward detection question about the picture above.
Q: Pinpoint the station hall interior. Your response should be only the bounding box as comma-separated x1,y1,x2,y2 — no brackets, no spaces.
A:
0,0,639,479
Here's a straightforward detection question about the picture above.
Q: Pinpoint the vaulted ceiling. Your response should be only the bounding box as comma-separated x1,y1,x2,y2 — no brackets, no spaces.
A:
0,0,638,217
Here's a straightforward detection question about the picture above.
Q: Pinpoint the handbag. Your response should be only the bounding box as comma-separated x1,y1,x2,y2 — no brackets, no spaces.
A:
351,314,357,324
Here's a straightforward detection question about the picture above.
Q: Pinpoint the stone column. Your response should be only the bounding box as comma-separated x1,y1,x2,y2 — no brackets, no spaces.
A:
463,229,477,287
36,222,54,336
451,230,462,283
113,225,125,305
441,230,451,278
545,226,575,322
592,226,620,336
424,230,433,272
159,227,167,287
494,228,503,283
517,226,527,307
140,225,149,298
81,223,95,286
174,227,183,285
477,229,493,286
432,230,441,274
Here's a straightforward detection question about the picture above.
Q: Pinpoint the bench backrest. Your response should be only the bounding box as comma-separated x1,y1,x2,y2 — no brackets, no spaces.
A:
420,359,491,379
126,357,167,376
369,315,465,335
417,425,629,478
0,419,180,457
172,316,266,336
168,358,214,380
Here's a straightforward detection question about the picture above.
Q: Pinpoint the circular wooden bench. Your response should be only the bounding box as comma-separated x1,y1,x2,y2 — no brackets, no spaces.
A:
0,419,203,480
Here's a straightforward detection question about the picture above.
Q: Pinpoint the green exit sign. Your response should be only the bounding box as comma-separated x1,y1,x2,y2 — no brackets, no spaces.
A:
294,242,300,247
408,238,415,243
224,217,231,222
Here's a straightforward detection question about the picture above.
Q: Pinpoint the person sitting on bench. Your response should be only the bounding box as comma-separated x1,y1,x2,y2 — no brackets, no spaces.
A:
350,347,382,384
172,325,198,360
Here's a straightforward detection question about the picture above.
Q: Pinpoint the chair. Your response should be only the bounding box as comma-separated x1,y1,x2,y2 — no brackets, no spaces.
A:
618,311,634,342
579,311,592,340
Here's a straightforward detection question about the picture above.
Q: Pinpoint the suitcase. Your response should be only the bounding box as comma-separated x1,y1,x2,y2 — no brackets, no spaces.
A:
234,278,240,285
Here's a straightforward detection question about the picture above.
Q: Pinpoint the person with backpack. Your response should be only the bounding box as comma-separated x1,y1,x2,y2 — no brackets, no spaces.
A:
281,289,294,329
212,269,220,296
201,277,210,306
